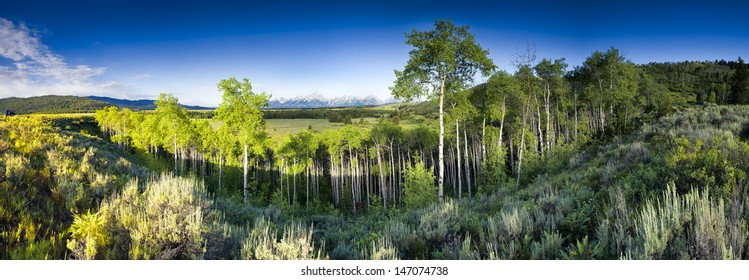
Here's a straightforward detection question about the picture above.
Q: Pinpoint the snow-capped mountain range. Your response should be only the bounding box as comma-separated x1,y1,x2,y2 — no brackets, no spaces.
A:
267,93,397,108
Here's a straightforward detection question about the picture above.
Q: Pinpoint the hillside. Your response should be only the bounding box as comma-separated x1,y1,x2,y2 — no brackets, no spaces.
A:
640,60,736,104
88,96,214,110
3,105,749,260
0,95,110,114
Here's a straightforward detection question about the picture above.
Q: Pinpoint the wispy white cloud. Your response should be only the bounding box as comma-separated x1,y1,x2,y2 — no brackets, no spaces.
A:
131,73,154,80
0,18,124,98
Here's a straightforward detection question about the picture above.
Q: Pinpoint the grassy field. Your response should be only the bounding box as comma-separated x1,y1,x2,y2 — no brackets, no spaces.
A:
205,116,425,138
20,101,428,140
206,118,346,138
266,118,343,136
26,113,95,118
22,109,427,139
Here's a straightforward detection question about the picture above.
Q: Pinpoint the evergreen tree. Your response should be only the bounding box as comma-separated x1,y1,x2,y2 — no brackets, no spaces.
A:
730,57,748,104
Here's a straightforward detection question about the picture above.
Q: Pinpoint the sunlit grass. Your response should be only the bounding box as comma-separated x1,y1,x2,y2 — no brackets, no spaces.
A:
27,113,95,118
203,117,423,137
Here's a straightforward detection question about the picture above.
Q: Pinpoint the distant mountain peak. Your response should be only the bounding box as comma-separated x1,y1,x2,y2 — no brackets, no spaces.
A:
267,94,397,108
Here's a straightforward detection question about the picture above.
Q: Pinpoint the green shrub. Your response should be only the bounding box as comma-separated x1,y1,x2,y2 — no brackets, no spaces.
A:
459,234,480,260
667,135,748,199
530,231,564,260
365,236,399,260
67,210,108,260
561,235,603,260
241,218,326,260
402,155,437,209
626,183,748,259
485,208,534,259
417,201,460,248
330,242,360,260
478,143,508,194
596,187,635,258
202,221,246,260
99,174,207,259
382,220,413,258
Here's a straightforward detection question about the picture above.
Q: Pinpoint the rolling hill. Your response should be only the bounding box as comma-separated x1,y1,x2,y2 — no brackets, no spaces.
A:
0,95,111,114
1,94,404,115
87,96,215,110
0,95,215,114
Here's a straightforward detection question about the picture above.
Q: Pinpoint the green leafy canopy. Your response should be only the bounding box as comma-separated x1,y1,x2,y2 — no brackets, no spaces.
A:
216,77,271,146
390,19,496,101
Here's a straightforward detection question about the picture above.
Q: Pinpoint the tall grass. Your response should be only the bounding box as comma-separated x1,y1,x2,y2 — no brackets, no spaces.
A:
98,174,207,259
600,183,749,260
241,218,326,260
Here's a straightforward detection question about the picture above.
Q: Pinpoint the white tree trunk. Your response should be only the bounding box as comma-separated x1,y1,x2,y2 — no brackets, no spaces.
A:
349,147,356,212
218,152,223,192
365,148,371,208
536,93,544,154
329,155,337,206
173,133,178,175
376,144,387,209
546,84,552,152
243,144,248,204
389,143,396,206
438,78,445,202
456,119,462,199
499,96,506,149
517,82,533,187
481,117,486,159
464,128,471,199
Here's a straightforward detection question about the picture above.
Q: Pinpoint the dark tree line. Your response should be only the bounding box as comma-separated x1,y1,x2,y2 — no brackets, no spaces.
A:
0,95,110,114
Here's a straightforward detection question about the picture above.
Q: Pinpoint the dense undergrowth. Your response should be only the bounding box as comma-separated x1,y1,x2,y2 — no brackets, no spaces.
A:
2,105,749,259
0,116,149,258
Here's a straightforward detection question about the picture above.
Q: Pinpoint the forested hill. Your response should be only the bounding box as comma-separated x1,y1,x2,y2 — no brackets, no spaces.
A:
87,96,215,110
0,95,110,114
641,60,736,104
0,95,215,114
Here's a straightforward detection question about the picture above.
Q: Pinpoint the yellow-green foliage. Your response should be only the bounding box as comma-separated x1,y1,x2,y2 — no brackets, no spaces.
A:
241,218,326,260
100,174,207,259
403,156,437,209
667,135,748,198
365,236,399,260
1,116,149,259
67,210,108,260
4,116,46,156
2,152,28,182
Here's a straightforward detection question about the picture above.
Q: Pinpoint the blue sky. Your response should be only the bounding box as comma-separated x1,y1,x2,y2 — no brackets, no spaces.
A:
0,0,747,106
